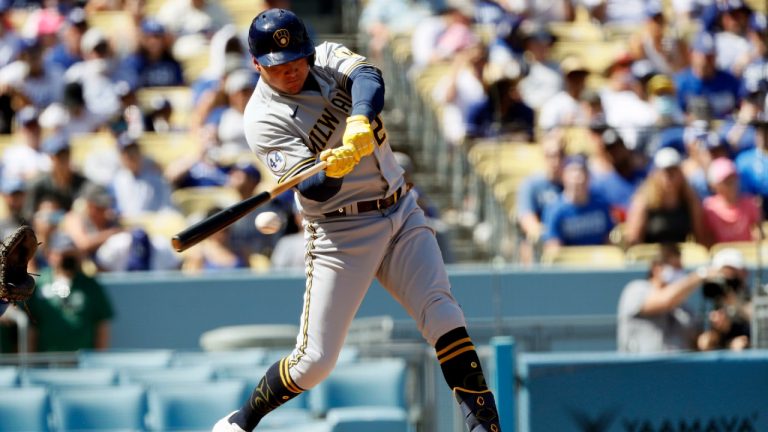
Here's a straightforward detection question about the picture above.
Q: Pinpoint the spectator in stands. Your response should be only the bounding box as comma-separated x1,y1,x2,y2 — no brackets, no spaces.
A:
190,24,247,105
121,19,184,88
674,31,741,119
31,197,65,270
681,125,731,199
217,68,255,152
589,128,648,218
410,5,455,72
39,81,105,135
541,155,614,254
430,4,478,63
0,1,21,70
227,160,280,260
26,232,114,352
143,96,176,133
111,134,175,217
702,157,761,245
713,0,752,76
505,0,574,22
515,21,561,111
432,42,488,145
515,132,565,264
95,227,182,272
465,73,534,142
617,243,710,353
44,7,87,72
60,182,122,258
538,56,589,131
625,148,707,245
697,248,752,351
155,0,232,40
164,137,230,189
735,116,768,218
24,135,89,219
65,27,134,119
720,64,763,155
2,106,50,182
0,37,63,110
600,52,657,150
358,0,431,66
629,1,688,75
0,178,28,238
184,206,247,272
584,0,647,24
646,74,686,129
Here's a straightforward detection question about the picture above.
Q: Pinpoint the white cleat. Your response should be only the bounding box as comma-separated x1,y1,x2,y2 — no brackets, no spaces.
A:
212,411,247,432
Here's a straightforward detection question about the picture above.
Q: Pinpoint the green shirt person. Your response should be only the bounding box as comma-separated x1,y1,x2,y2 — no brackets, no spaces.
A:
26,233,113,352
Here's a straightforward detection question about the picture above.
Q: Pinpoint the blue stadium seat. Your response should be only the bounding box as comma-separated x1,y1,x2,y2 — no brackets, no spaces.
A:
170,349,266,368
326,407,411,432
120,365,215,385
146,380,245,431
0,386,50,431
308,358,408,415
78,349,174,369
0,365,19,386
21,368,118,387
50,385,147,431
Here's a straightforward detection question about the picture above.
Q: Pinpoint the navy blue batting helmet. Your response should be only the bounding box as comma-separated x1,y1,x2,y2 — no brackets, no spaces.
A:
248,9,314,67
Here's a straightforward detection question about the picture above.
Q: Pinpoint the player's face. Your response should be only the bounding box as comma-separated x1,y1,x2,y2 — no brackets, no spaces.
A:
255,57,310,95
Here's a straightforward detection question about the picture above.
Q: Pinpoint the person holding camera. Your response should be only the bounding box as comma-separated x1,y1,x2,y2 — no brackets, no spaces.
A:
618,243,715,353
697,248,752,351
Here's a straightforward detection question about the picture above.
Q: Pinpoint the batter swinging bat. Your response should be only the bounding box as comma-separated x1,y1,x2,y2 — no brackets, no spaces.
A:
171,161,327,252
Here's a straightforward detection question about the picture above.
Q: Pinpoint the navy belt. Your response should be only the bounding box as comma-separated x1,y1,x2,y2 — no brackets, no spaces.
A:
323,185,409,218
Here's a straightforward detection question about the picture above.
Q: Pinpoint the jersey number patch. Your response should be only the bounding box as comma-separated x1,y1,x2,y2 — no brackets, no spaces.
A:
267,150,287,173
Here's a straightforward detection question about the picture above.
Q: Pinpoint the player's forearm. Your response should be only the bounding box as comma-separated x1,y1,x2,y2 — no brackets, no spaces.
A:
348,66,384,121
297,166,343,202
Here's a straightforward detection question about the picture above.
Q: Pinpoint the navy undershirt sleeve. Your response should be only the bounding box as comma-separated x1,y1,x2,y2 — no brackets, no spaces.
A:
297,164,343,202
347,66,385,121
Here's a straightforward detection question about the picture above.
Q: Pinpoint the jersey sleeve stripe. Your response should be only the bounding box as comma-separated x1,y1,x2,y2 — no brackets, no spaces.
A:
340,60,375,89
277,157,316,184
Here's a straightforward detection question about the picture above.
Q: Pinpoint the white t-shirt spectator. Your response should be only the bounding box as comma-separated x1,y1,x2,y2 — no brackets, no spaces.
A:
112,159,175,217
155,0,231,36
519,61,563,110
2,142,50,182
538,91,586,131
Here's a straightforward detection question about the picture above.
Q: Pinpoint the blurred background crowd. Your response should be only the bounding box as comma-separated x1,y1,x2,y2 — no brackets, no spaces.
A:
0,0,765,353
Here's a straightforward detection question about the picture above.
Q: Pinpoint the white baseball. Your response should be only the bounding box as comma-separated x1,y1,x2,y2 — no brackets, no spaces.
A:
255,211,282,235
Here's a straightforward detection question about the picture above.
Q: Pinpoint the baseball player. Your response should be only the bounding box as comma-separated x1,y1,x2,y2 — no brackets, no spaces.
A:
213,9,501,432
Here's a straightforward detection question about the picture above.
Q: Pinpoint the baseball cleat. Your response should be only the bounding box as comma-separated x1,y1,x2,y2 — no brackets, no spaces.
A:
454,387,501,432
212,411,247,432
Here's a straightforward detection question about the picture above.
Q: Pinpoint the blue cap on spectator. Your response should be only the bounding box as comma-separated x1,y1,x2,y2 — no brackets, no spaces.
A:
49,232,77,253
18,37,41,53
2,178,26,194
42,135,70,155
692,32,716,55
233,160,262,182
141,19,166,35
645,0,663,17
66,7,87,27
750,13,767,33
16,106,39,127
0,0,11,13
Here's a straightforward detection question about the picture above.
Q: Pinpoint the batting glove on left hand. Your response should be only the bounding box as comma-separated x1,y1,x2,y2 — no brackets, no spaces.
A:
320,147,357,178
342,115,375,162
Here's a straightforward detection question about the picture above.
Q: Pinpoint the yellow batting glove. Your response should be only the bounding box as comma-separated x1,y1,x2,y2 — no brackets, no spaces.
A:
320,147,356,178
342,115,375,162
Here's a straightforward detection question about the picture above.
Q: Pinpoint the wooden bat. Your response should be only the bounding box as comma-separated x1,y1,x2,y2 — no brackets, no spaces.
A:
171,161,327,252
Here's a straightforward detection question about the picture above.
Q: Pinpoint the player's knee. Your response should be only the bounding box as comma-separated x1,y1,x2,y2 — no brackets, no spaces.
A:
290,352,337,390
420,296,467,346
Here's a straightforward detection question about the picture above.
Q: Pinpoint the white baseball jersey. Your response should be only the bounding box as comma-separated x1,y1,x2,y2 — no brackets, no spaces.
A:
244,42,405,219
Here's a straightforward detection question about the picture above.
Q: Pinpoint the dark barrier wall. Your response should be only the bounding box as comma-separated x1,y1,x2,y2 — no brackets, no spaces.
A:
99,266,650,350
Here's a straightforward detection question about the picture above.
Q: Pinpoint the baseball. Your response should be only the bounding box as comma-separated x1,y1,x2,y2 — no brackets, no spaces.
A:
255,211,282,235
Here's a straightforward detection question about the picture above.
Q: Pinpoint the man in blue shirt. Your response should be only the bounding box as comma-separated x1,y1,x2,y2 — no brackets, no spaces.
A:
515,133,565,263
542,156,614,252
736,117,768,217
589,128,648,215
675,32,741,119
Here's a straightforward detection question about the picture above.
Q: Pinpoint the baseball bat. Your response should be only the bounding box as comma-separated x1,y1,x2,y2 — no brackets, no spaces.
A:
171,161,327,252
